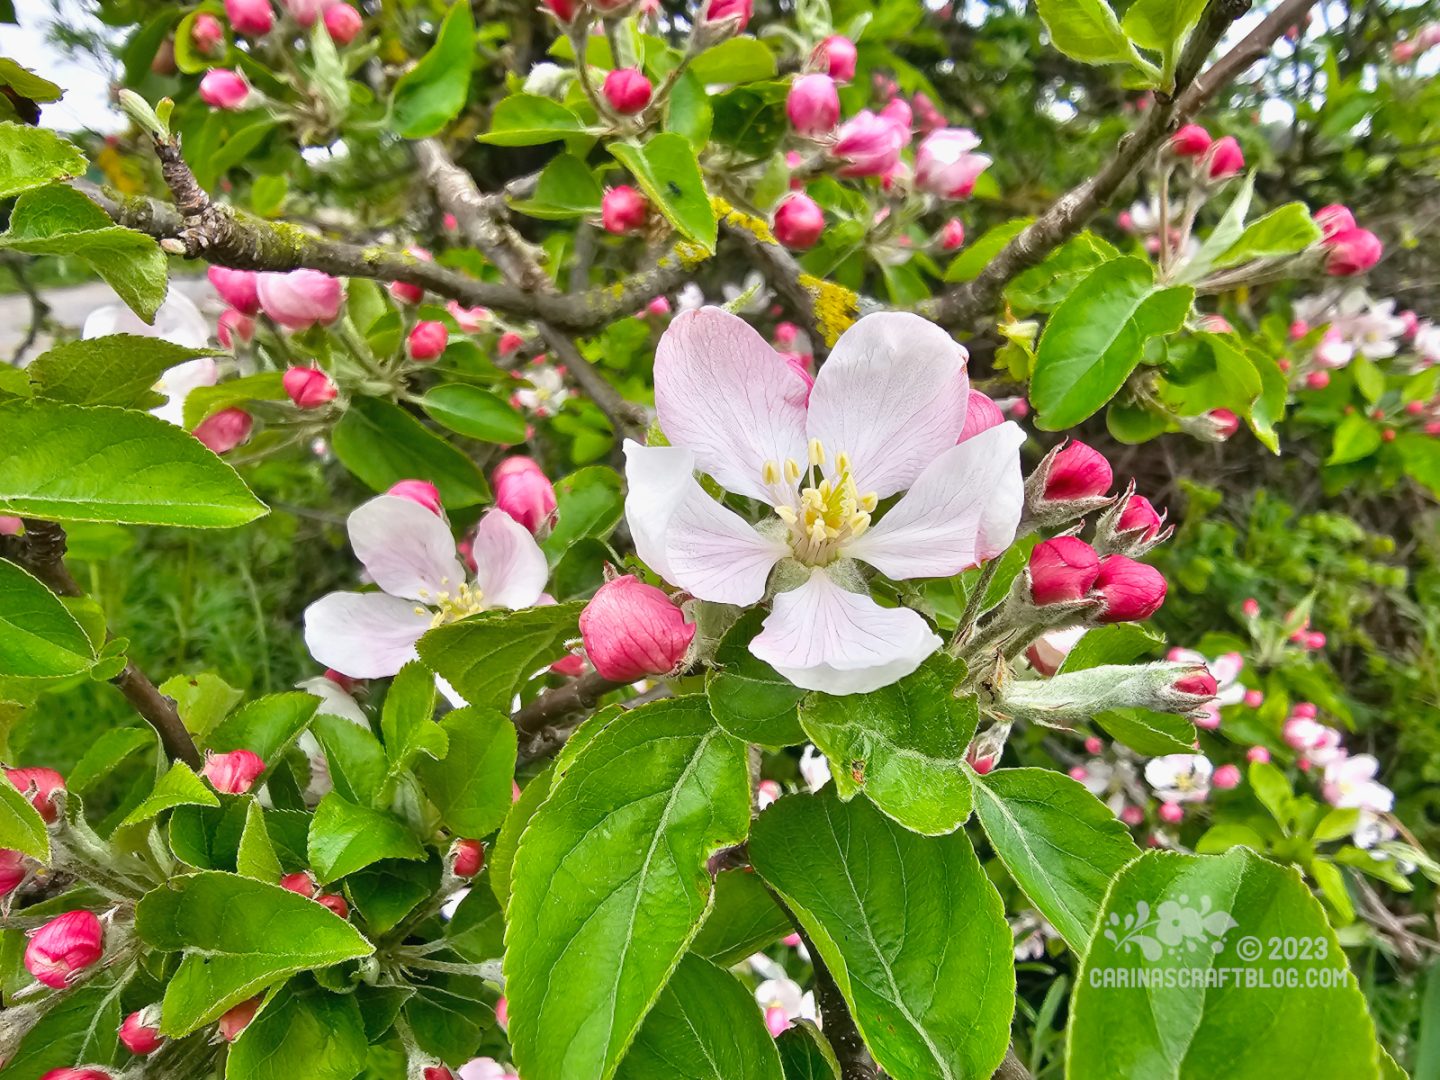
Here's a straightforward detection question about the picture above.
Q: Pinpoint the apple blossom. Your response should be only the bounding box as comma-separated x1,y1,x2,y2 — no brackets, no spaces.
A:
452,838,485,877
304,495,548,680
1157,802,1185,824
323,3,363,44
199,69,251,110
1212,764,1242,789
603,68,653,114
1169,124,1212,157
1322,754,1394,813
217,309,255,349
1092,556,1166,623
7,766,65,823
959,389,1004,443
120,1006,165,1055
257,269,343,328
832,110,907,177
879,97,912,132
772,194,825,250
284,0,331,26
387,479,443,515
0,516,21,536
1028,537,1100,605
389,246,433,304
191,12,226,53
939,217,966,250
225,0,273,35
513,364,573,417
498,330,525,357
448,302,490,332
208,267,260,315
1145,753,1213,803
786,73,840,136
424,1069,456,1080
915,128,992,199
1247,746,1271,763
579,574,696,682
491,457,557,534
704,0,753,31
623,307,1024,693
202,749,265,794
544,0,576,21
1025,626,1086,676
408,320,450,362
0,846,25,896
1042,441,1113,501
1314,204,1356,240
813,35,857,82
459,1059,520,1080
799,744,832,790
1117,494,1164,541
37,1071,112,1080
1206,135,1245,179
317,892,349,917
283,365,338,409
603,185,649,234
25,910,104,988
1170,649,1244,729
755,976,817,1036
1325,228,1383,276
1210,408,1240,439
280,871,318,896
194,407,253,454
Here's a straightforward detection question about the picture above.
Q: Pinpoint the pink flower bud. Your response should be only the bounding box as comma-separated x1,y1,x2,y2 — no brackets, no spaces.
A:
967,747,996,775
208,267,261,315
772,194,825,250
1028,537,1100,606
1247,746,1271,763
7,766,65,823
1324,227,1383,276
646,296,672,318
199,69,251,110
316,893,349,918
703,0,752,30
1210,408,1240,440
1117,494,1163,540
1206,135,1245,179
120,1007,165,1055
1243,689,1264,708
1289,319,1309,340
1093,556,1167,623
915,128,991,199
424,1069,456,1080
786,74,840,136
0,515,21,536
1305,370,1330,390
1083,736,1104,755
579,575,696,683
1292,702,1318,719
225,0,274,35
387,479,443,515
492,457,557,534
283,366,337,409
1393,39,1417,62
257,269,343,329
193,407,253,454
602,185,648,234
218,309,256,350
37,1070,112,1080
544,0,577,21
879,97,912,132
201,749,265,794
495,997,509,1028
1157,801,1184,824
451,838,484,877
25,910,104,989
939,218,965,251
218,996,262,1041
1170,124,1212,157
279,871,317,897
1212,764,1241,789
324,3,363,44
958,390,1004,444
813,35,857,82
1305,631,1327,649
832,110,906,177
408,320,450,362
764,1005,790,1037
603,68,653,115
1120,805,1145,826
1,848,27,897
1067,765,1088,782
1043,441,1112,501
1174,668,1217,697
1313,204,1356,240
388,246,433,305
1242,597,1260,618
192,13,226,53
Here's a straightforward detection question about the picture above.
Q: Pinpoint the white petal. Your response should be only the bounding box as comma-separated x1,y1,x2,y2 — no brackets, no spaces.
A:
303,591,432,679
845,422,1025,579
806,312,970,498
623,441,696,582
149,357,219,427
348,495,467,601
665,483,788,605
469,509,549,610
655,307,808,503
296,676,369,727
82,290,212,348
750,569,941,694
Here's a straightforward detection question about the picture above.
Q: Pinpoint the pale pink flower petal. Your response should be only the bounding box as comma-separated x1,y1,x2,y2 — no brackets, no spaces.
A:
467,510,549,610
348,495,467,602
303,591,433,679
664,483,789,605
622,441,695,582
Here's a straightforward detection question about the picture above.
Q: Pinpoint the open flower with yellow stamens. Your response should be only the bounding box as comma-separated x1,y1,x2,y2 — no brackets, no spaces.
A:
303,495,548,680
625,306,1026,694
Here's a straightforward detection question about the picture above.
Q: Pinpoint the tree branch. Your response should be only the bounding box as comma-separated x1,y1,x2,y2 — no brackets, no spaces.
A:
723,220,832,359
3,521,201,768
511,670,627,762
918,0,1316,328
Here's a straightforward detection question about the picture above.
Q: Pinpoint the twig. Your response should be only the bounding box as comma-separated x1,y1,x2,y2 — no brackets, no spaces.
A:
511,670,627,754
2,253,51,365
723,221,830,359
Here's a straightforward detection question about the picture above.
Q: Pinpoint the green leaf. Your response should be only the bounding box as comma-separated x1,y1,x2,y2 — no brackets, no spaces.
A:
1180,174,1255,283
0,557,95,677
506,696,750,1080
420,384,528,443
489,764,551,910
1036,0,1133,65
311,712,390,807
1248,759,1294,824
1068,848,1383,1078
415,706,516,839
666,70,714,151
610,133,718,253
67,727,155,795
225,983,368,1080
973,767,1141,950
1213,202,1323,269
0,121,87,199
349,859,440,938
689,38,776,83
1329,413,1384,466
118,762,220,828
182,371,288,429
331,396,490,507
380,661,446,774
172,9,224,74
417,602,584,712
0,769,50,860
161,671,245,739
705,608,807,748
206,692,319,762
308,792,426,884
509,153,604,220
391,0,475,137
26,334,221,409
689,867,793,967
135,871,374,1036
236,799,284,882
777,1021,842,1080
1094,707,1196,755
750,790,1014,1080
1058,624,1164,672
0,185,168,321
799,654,978,836
944,218,1033,282
541,466,624,566
0,401,267,527
1121,0,1207,74
616,955,784,1080
1161,333,1263,418
709,82,790,157
0,978,123,1080
478,93,587,146
1032,258,1193,429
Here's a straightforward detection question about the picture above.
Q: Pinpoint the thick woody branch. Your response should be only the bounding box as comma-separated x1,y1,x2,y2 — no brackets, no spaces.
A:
511,670,627,762
2,522,201,768
919,0,1315,328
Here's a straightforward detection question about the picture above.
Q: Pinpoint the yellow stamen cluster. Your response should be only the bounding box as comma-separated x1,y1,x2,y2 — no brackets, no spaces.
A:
415,581,487,627
767,441,878,566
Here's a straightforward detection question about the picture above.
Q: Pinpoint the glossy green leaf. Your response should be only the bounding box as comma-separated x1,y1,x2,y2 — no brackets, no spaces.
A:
799,654,978,835
236,799,284,882
1058,624,1164,672
308,791,426,884
420,383,528,443
0,557,95,677
161,671,244,739
417,601,584,712
540,465,624,566
225,983,368,1080
1329,413,1384,466
667,69,714,151
205,692,319,762
392,0,475,137
610,133,717,252
182,371,288,429
777,1021,842,1080
705,609,807,748
26,334,220,409
509,153,604,220
0,978,123,1080
478,93,587,146
118,762,219,828
0,769,50,860
750,790,1014,1080
0,120,86,199
415,706,516,839
689,867,793,967
1213,202,1323,269
689,38,776,83
944,218,1033,282
311,712,390,807
331,395,490,507
0,401,267,527
1122,0,1207,73
506,696,751,1080
489,764,552,910
380,661,447,775
1036,0,1133,65
1093,707,1196,755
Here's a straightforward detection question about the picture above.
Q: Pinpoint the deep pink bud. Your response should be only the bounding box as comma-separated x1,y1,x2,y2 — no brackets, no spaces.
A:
1292,702,1318,719
218,996,262,1041
1093,556,1167,623
191,12,226,53
0,848,26,897
1068,765,1088,782
939,218,965,251
1247,746,1271,763
772,194,825,250
0,515,21,536
120,1008,165,1055
316,893,349,918
602,186,648,234
225,0,273,35
495,996,509,1027
498,331,525,357
832,110,906,177
199,69,250,110
1043,441,1113,500
1120,805,1145,826
492,457,557,534
1242,597,1260,618
603,68,653,115
915,128,990,198
1170,124,1212,157
813,35,857,82
1174,669,1217,697
201,749,265,794
451,838,484,877
38,1071,112,1080
1243,689,1264,708
424,1069,456,1080
958,390,1004,443
1212,764,1242,789
879,97,912,132
323,3,363,44
579,575,696,682
388,246,432,305
256,269,343,328
283,0,329,26
646,296,671,317
193,407,253,454
1117,494,1163,540
283,366,337,409
703,0,752,30
1210,408,1240,440
387,479,443,515
1207,135,1245,179
25,910,104,988
544,0,577,21
1324,227,1383,276
407,320,449,362
967,747,996,775
7,766,65,823
1313,204,1356,240
1084,736,1104,755
217,308,255,349
1158,802,1185,824
786,74,840,136
1305,370,1331,390
208,267,260,315
279,871,317,897
1029,537,1101,605
1306,631,1327,649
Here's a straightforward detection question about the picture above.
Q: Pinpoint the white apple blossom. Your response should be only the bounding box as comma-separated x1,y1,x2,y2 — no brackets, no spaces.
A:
799,744,832,791
459,1057,519,1080
513,365,572,418
624,307,1025,694
755,976,818,1036
1144,753,1213,803
83,290,218,427
1321,754,1394,813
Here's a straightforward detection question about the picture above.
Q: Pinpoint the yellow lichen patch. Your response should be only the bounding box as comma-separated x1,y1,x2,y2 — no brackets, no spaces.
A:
718,204,777,246
674,241,711,269
801,274,859,347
